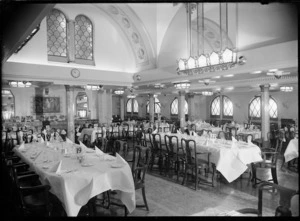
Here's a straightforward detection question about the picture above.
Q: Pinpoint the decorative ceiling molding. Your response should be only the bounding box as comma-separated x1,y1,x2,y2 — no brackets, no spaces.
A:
94,4,155,70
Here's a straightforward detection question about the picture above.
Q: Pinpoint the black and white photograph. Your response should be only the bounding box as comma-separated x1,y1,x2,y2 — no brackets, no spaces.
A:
1,1,298,218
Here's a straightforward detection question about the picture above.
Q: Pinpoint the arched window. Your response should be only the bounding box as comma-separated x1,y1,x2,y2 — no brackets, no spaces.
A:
75,15,93,61
47,9,67,61
210,95,233,119
146,97,161,114
2,90,15,120
170,98,188,115
76,92,88,118
249,96,278,119
47,9,94,65
127,98,138,113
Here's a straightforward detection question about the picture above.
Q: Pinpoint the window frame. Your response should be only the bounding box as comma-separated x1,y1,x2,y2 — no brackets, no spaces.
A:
248,96,278,121
170,97,188,116
76,92,88,118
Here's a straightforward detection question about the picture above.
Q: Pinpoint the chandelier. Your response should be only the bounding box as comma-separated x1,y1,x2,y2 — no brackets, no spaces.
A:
9,81,32,88
174,81,191,90
202,91,213,96
114,89,124,95
177,3,237,76
280,86,293,92
85,85,100,90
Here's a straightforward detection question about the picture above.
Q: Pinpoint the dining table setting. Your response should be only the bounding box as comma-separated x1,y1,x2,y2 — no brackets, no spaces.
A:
13,139,136,216
145,131,263,183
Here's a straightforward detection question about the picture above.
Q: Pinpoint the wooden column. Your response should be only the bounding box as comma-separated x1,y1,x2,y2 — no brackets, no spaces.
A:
178,91,186,129
65,85,75,142
188,93,195,121
149,94,155,123
120,95,125,121
260,84,270,148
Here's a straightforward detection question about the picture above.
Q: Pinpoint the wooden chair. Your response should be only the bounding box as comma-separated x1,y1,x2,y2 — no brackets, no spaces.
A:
164,134,180,179
181,138,215,190
236,181,298,216
236,133,245,141
251,138,281,187
245,134,254,143
148,133,165,174
217,131,226,140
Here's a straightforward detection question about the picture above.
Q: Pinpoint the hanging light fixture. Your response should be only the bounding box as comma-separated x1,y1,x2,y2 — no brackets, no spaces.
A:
202,91,213,96
9,81,32,88
173,81,191,90
266,70,290,79
114,89,124,95
85,85,100,90
177,3,237,76
280,86,293,92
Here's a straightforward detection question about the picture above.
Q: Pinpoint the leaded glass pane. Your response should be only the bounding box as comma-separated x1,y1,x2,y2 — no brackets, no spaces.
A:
171,98,178,115
126,99,132,112
184,100,188,115
249,97,261,118
133,99,138,113
155,103,161,114
75,15,93,60
269,98,278,118
47,9,67,57
2,90,14,120
223,96,233,116
211,96,220,116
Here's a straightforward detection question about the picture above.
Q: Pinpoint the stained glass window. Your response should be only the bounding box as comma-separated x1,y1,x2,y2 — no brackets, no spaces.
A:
75,15,93,60
170,98,188,115
126,99,132,113
2,90,15,120
211,96,221,116
47,9,67,57
127,98,138,113
146,97,161,114
249,96,278,119
223,96,233,116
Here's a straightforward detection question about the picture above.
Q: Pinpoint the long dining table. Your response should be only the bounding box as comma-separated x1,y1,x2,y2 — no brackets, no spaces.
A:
147,132,263,183
13,141,136,216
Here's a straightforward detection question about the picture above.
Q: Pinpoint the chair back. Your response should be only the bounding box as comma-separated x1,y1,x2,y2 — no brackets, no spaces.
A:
181,138,197,166
218,131,226,140
236,133,244,141
132,145,151,186
115,140,128,159
246,134,254,143
151,133,162,154
164,134,178,156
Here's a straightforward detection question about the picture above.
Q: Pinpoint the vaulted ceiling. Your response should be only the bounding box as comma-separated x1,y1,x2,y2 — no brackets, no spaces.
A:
1,2,298,95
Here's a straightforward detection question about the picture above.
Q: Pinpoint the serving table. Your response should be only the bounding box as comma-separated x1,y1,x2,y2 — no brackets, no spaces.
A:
13,142,136,216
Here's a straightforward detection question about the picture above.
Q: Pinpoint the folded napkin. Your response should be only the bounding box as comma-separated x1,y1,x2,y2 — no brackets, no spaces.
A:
66,138,73,144
79,141,88,152
232,136,237,142
49,160,62,173
177,129,182,134
152,129,158,134
104,154,116,161
203,139,209,146
61,129,67,135
19,142,25,150
247,136,252,144
39,136,45,143
32,134,38,141
95,147,104,156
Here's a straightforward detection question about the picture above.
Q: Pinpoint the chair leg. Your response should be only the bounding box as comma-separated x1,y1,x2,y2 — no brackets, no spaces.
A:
142,187,149,211
271,167,278,184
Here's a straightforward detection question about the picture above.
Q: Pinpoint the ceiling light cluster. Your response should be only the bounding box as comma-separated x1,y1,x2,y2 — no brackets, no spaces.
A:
127,94,136,99
154,83,165,89
9,81,32,88
173,81,191,90
280,86,293,92
85,85,101,90
114,89,124,95
202,91,213,96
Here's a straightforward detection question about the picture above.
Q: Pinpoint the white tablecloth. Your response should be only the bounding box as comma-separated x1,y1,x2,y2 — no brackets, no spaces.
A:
155,132,263,183
13,142,136,216
284,138,298,162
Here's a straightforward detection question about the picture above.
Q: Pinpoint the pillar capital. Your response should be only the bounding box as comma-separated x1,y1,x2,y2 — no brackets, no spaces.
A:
64,85,76,91
187,92,195,98
178,91,186,96
259,84,270,92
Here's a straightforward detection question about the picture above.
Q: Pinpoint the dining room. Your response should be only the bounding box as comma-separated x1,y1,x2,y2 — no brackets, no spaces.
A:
1,1,299,217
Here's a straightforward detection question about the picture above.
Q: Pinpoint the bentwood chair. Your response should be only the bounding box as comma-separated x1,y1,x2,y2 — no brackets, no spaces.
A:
164,134,182,180
236,133,245,141
149,133,166,174
236,181,298,217
181,138,215,190
251,138,282,187
217,131,227,140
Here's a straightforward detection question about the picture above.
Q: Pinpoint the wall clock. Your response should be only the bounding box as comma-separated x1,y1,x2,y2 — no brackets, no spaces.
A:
71,69,80,78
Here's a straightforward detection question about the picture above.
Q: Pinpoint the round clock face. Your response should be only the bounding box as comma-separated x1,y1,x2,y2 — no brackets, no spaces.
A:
71,69,80,78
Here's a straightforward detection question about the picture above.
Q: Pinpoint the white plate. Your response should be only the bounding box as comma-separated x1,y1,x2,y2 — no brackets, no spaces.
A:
42,165,49,169
110,163,125,168
86,150,95,153
81,163,94,167
63,154,71,158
